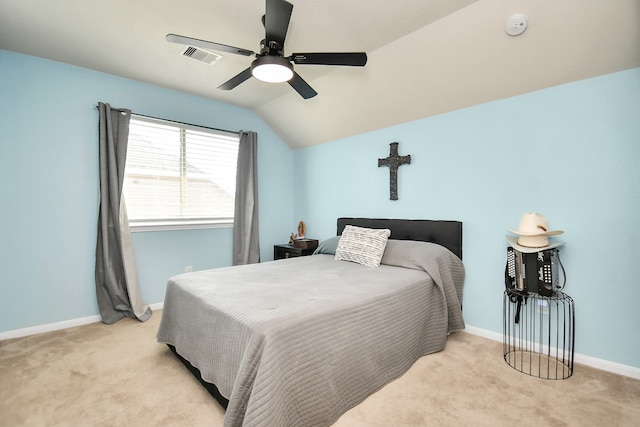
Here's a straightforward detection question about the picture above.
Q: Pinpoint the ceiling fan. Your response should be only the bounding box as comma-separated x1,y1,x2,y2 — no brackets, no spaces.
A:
166,0,367,99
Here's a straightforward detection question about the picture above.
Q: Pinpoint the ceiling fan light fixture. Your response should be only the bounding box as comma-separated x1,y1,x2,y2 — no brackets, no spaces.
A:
251,55,294,83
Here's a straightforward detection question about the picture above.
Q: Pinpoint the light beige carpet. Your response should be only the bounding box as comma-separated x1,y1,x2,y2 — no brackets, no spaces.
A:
1,310,639,426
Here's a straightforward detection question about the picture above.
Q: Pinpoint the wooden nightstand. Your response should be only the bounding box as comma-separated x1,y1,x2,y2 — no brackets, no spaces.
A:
273,244,316,260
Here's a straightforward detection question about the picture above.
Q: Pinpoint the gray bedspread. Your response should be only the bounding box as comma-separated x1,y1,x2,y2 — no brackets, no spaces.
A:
157,240,465,427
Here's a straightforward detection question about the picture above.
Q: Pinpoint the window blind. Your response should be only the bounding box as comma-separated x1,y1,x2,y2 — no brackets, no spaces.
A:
123,115,239,230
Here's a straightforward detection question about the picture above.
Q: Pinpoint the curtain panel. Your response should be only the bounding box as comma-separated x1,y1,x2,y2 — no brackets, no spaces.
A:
95,102,151,324
233,131,260,265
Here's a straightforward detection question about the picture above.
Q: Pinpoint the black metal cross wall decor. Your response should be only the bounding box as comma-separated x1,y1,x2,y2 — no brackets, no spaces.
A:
378,142,411,200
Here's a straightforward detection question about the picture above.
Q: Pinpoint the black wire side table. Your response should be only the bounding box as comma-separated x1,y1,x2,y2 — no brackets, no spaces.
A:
503,289,575,379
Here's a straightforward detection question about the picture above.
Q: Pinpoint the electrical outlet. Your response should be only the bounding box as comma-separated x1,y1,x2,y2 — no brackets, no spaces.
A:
538,299,549,315
185,265,193,273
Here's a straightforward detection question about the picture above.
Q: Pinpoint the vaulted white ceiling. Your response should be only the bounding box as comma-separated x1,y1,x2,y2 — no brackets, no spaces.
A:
1,0,638,149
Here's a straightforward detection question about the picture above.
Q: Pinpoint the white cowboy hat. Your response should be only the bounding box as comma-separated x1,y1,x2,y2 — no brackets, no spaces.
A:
506,212,564,253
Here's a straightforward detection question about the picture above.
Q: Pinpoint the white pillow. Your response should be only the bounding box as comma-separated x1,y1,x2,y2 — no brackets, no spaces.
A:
335,225,391,268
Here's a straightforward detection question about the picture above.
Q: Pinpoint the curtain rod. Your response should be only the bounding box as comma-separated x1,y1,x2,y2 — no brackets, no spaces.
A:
96,104,240,135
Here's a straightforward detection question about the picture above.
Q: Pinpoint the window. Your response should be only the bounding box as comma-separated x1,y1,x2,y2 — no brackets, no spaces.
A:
123,115,239,231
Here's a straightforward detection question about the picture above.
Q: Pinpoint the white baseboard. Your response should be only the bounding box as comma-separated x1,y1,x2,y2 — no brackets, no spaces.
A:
464,325,503,342
0,302,164,341
0,314,102,341
463,325,640,380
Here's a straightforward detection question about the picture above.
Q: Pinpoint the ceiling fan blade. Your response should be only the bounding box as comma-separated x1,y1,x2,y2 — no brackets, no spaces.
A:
166,34,255,57
264,0,293,48
290,52,368,66
218,67,253,90
288,72,318,99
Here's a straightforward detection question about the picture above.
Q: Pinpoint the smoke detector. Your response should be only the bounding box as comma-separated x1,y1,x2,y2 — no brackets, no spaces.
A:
505,13,528,36
180,45,222,65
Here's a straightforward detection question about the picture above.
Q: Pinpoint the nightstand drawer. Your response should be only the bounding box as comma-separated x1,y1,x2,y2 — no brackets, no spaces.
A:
273,244,315,260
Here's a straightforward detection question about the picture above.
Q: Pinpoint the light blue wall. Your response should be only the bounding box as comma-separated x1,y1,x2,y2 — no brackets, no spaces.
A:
0,50,294,332
2,47,638,370
293,68,640,369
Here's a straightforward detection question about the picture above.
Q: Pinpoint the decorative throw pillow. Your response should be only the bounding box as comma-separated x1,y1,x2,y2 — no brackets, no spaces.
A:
335,225,391,268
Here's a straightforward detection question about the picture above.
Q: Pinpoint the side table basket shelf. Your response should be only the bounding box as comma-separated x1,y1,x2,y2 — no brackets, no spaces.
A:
503,289,575,380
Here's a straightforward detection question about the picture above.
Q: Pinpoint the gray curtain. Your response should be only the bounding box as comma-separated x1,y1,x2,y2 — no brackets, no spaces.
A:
233,131,260,265
95,102,151,324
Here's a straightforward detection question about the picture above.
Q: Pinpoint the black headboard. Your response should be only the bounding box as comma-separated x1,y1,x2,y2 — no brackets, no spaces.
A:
337,217,463,260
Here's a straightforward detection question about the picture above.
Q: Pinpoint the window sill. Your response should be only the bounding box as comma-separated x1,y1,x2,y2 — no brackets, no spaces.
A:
129,219,233,232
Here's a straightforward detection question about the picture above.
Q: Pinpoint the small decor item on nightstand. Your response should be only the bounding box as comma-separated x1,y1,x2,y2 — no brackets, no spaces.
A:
289,221,307,244
293,238,319,250
296,221,306,239
289,221,318,250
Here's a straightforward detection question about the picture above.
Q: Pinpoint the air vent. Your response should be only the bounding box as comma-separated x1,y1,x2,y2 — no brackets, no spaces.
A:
180,45,222,65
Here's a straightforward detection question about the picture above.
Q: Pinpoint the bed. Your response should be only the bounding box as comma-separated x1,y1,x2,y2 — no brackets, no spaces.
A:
157,217,465,427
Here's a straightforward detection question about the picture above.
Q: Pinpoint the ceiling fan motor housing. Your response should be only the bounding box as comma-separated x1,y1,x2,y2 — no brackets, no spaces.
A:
260,38,284,56
251,55,294,83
